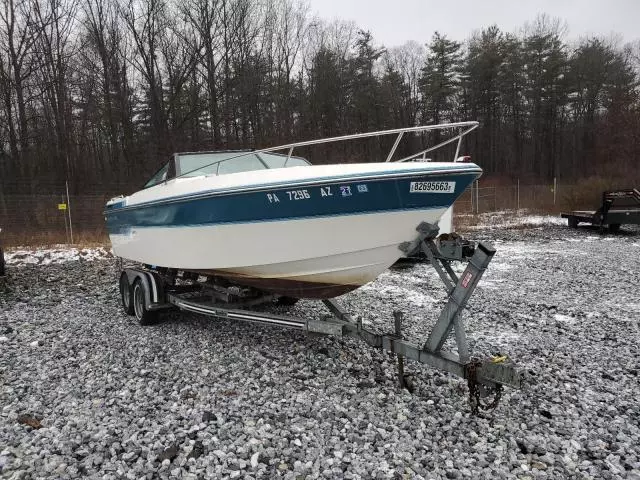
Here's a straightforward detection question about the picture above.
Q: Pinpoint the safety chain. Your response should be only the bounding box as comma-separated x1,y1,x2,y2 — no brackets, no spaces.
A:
466,360,504,415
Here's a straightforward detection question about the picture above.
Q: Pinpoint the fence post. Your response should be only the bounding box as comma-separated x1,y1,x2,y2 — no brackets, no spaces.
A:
517,179,520,212
553,177,557,206
62,194,69,243
66,180,74,244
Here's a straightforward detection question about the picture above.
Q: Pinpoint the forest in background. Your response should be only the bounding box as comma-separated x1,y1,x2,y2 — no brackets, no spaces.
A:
0,0,639,196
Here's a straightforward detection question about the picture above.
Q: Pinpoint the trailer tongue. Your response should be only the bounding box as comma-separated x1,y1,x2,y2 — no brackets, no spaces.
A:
117,222,524,413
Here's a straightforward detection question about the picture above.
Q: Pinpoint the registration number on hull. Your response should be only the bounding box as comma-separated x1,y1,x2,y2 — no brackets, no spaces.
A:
410,181,456,193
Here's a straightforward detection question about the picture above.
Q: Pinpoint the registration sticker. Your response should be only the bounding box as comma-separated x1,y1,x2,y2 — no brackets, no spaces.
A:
410,181,456,193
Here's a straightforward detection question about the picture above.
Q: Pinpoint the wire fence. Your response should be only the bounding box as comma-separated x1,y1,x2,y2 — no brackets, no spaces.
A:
0,192,114,245
0,181,565,246
456,181,563,214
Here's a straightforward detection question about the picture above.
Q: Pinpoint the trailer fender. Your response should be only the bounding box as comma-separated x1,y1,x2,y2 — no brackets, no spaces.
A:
123,269,165,309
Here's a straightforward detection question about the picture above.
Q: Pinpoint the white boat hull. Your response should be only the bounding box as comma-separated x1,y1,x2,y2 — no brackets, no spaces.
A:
107,159,482,298
110,207,447,298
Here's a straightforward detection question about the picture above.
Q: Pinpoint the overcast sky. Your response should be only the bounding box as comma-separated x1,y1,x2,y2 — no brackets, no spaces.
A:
308,0,640,47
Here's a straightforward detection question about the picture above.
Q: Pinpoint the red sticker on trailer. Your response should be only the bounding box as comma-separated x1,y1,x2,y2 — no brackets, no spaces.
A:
461,272,473,288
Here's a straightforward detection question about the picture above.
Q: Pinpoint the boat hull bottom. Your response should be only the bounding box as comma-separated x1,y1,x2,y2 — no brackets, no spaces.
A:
192,269,359,299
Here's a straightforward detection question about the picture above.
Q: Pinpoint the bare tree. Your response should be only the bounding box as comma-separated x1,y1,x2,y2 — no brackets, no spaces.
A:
158,13,200,147
271,0,308,139
385,41,425,125
180,0,223,146
121,0,168,160
82,0,131,174
33,0,78,179
0,0,45,161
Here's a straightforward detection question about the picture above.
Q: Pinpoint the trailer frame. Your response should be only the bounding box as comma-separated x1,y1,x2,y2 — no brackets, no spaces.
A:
116,223,524,412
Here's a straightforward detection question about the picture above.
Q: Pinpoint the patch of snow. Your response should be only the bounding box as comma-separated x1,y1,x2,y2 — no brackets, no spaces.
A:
5,247,112,266
483,329,521,344
623,303,640,314
359,283,437,307
464,212,566,230
516,215,567,226
485,262,513,272
553,313,576,324
477,278,506,290
492,241,565,261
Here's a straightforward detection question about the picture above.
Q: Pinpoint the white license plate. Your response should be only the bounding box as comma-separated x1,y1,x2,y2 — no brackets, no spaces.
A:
410,181,456,193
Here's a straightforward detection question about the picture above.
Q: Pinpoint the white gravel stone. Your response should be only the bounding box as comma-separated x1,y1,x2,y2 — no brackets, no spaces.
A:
0,224,639,480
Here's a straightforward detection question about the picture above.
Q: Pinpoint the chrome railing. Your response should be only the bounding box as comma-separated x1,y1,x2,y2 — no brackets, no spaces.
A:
177,121,479,179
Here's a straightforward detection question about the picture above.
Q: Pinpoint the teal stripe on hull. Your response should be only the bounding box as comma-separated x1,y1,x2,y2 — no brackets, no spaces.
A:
106,172,477,235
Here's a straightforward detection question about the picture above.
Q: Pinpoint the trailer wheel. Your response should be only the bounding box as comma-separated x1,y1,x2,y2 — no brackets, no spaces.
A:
119,272,134,315
568,217,578,228
609,223,621,233
133,279,158,326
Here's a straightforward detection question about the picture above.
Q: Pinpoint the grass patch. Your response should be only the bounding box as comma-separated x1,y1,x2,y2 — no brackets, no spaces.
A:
561,176,639,211
1,229,109,249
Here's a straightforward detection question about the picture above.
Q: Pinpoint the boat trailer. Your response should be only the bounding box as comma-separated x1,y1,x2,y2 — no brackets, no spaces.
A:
117,223,524,413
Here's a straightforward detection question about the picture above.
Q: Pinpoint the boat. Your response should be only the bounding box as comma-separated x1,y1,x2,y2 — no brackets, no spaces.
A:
105,122,482,299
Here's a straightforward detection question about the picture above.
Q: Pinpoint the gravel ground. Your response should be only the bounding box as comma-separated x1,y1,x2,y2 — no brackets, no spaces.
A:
1,223,639,479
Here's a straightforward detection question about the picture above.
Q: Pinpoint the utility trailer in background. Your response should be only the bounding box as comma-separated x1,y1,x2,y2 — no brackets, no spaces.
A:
116,223,524,413
561,189,640,232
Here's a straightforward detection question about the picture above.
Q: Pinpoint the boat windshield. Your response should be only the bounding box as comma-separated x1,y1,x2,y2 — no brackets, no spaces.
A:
143,162,170,188
256,153,310,169
143,151,310,189
175,151,310,178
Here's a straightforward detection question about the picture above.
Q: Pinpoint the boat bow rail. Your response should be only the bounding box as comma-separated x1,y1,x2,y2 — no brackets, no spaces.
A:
173,121,481,179
117,223,524,413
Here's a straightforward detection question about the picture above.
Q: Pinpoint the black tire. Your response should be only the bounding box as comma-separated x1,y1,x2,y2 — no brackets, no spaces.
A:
119,272,134,315
609,223,621,233
568,217,578,228
132,279,158,326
